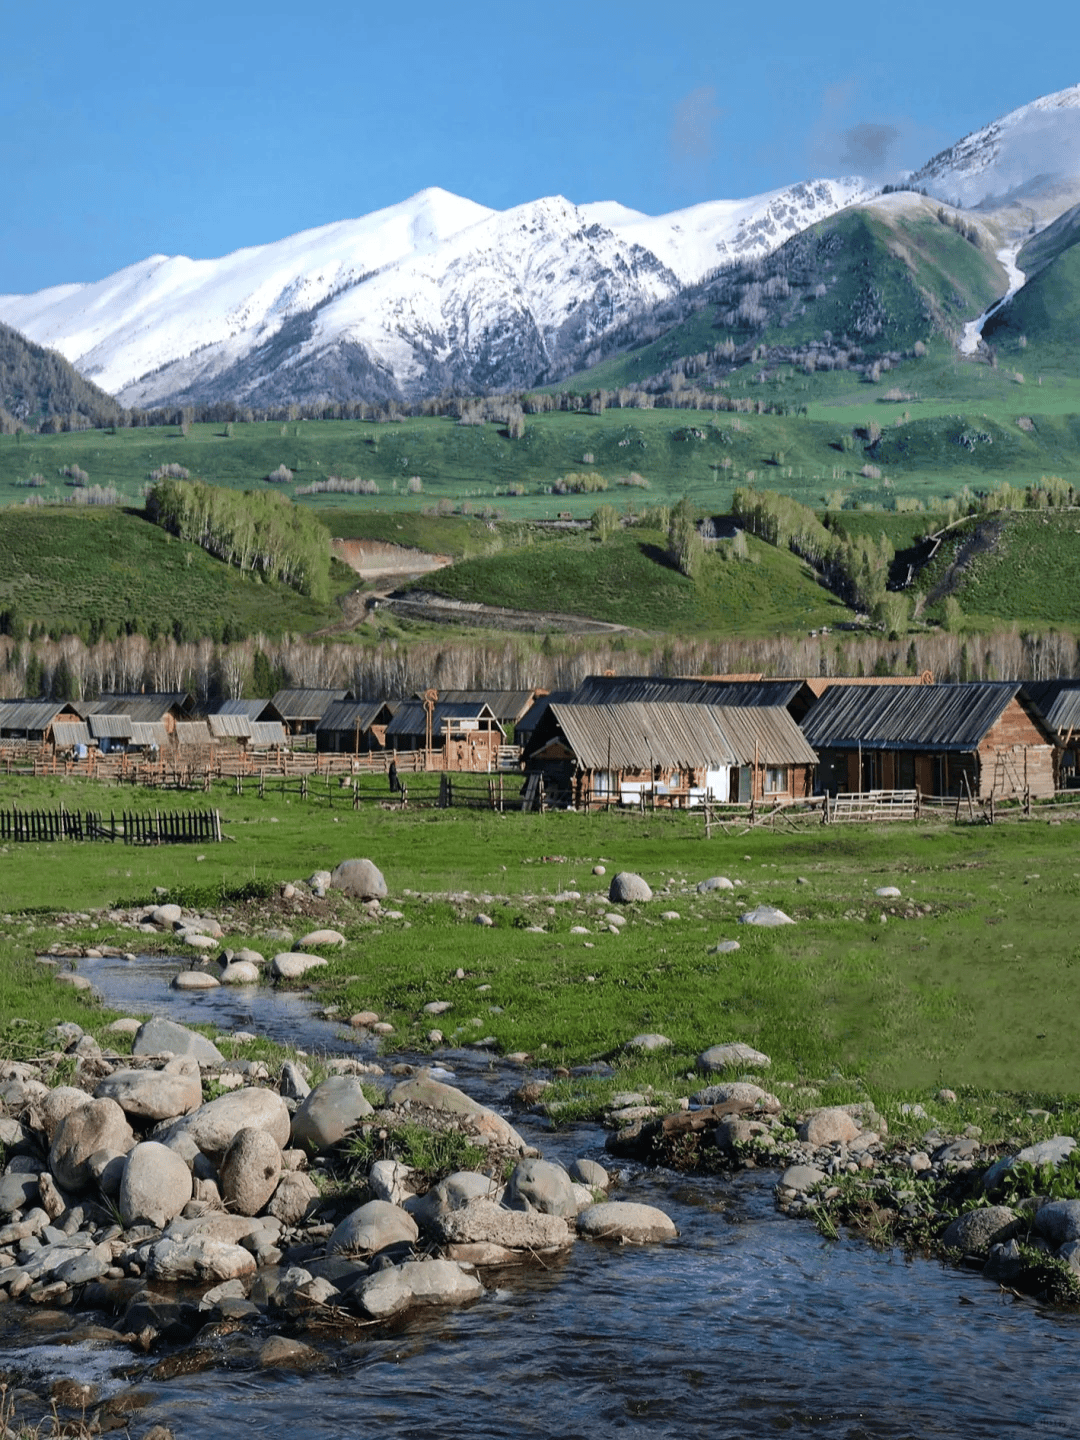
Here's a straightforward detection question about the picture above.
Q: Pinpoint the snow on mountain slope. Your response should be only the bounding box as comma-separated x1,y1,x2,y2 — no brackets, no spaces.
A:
0,188,494,398
0,179,873,405
910,83,1080,216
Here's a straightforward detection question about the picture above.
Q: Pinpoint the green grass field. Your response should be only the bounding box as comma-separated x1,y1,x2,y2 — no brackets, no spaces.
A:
2,773,1080,1129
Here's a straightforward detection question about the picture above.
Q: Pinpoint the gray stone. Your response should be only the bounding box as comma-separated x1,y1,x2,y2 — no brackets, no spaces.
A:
330,859,388,900
569,1158,609,1190
941,1206,1019,1255
297,929,347,948
504,1159,577,1217
38,1086,94,1143
692,1081,781,1112
94,1062,202,1122
982,1135,1078,1196
148,1237,258,1283
119,1142,193,1229
49,1099,135,1192
1033,1200,1080,1247
220,1128,283,1217
156,1088,292,1163
0,1170,40,1214
279,1061,311,1101
219,961,260,986
291,1075,374,1154
696,1042,771,1073
623,1033,672,1053
355,1258,482,1318
328,1200,419,1257
429,1198,572,1251
369,1160,413,1207
266,1171,320,1226
608,872,653,904
386,1077,529,1153
710,940,741,954
697,876,734,893
874,886,902,898
799,1108,860,1146
270,953,328,980
738,905,794,927
132,1017,224,1064
173,958,219,980
177,915,223,939
778,1164,826,1192
151,903,183,927
577,1201,677,1244
54,1251,110,1285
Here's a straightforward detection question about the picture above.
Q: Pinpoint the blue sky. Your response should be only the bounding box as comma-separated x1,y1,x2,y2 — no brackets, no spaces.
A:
1,0,1075,294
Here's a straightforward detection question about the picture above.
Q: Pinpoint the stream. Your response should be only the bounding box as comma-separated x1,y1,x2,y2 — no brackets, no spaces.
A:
3,955,1078,1439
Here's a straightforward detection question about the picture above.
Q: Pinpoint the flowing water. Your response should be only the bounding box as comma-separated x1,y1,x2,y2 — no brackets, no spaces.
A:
4,956,1078,1439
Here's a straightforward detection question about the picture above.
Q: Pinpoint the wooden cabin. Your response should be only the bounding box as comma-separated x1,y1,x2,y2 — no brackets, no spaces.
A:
1024,681,1080,789
0,700,80,746
384,700,504,771
270,688,351,737
316,700,395,754
81,693,194,734
801,682,1057,800
525,701,816,809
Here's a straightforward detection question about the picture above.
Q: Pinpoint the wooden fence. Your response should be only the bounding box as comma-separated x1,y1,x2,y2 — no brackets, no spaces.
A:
826,789,919,823
0,805,222,844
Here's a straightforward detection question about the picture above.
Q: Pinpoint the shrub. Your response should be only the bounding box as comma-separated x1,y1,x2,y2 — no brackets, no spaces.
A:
149,463,190,482
406,475,423,494
265,464,294,483
61,464,89,487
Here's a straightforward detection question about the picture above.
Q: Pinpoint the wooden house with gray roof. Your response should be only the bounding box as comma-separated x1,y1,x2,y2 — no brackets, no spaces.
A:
270,689,351,736
385,700,504,771
316,700,395,754
0,700,81,746
80,693,194,730
1023,681,1080,787
801,682,1057,800
526,701,816,809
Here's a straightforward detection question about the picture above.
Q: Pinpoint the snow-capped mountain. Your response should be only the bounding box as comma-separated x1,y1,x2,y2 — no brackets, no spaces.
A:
910,82,1080,217
0,180,870,406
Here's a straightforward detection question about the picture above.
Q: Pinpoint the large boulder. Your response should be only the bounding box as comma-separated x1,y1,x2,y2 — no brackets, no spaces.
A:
219,1128,283,1217
119,1141,193,1228
941,1206,1020,1255
95,1059,202,1123
428,1198,573,1252
270,953,328,981
156,1088,291,1163
49,1099,135,1192
328,1200,419,1257
290,1075,374,1154
608,872,652,904
798,1108,860,1147
691,1081,780,1112
38,1087,95,1143
355,1259,482,1319
577,1201,677,1244
132,1017,224,1064
696,1041,771,1074
330,859,388,900
266,1171,320,1226
148,1237,258,1284
1033,1199,1080,1247
504,1159,578,1217
386,1077,529,1153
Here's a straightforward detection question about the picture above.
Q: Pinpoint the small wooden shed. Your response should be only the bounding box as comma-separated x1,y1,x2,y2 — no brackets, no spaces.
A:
385,700,504,771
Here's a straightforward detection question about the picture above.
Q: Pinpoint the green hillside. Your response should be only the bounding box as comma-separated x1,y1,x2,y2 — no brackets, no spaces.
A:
0,507,354,643
1017,201,1080,278
411,522,852,636
982,240,1080,372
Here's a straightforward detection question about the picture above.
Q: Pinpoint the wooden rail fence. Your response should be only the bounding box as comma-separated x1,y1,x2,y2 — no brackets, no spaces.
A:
826,789,919,823
0,805,222,845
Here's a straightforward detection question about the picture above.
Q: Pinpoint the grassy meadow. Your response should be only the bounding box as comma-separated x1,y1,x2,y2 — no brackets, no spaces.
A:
3,770,1080,1140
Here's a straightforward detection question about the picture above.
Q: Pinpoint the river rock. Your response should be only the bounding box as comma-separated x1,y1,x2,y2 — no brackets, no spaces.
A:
49,1098,135,1192
577,1201,677,1244
569,1158,609,1190
291,1075,374,1153
799,1108,860,1146
692,1081,781,1112
177,936,219,955
157,1088,292,1163
95,1061,203,1122
330,859,388,900
429,1198,573,1252
623,1033,672,1053
148,1237,258,1284
697,876,735,892
177,916,223,939
38,1086,95,1143
504,1159,578,1217
941,1206,1020,1255
259,1335,323,1369
608,872,652,904
220,1128,283,1217
369,1160,413,1207
132,1017,225,1064
355,1258,482,1318
297,929,347,948
696,1042,771,1073
408,1170,502,1228
219,961,260,986
266,1171,320,1225
739,905,794,927
119,1142,194,1228
0,1170,40,1214
1032,1200,1080,1247
874,886,902,898
386,1077,529,1153
150,904,183,927
328,1200,419,1257
778,1163,827,1193
54,972,93,990
270,953,328,980
981,1135,1078,1196
279,1062,311,1102
710,940,741,954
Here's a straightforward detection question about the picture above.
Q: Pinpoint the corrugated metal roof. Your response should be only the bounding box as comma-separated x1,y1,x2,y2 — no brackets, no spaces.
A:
570,675,807,709
317,700,391,734
547,703,738,770
208,713,252,739
801,682,1024,751
271,688,350,721
435,689,537,723
174,721,212,746
0,700,74,733
386,701,503,739
249,721,287,746
51,721,91,747
710,706,818,766
89,714,133,739
516,691,575,736
86,692,192,721
217,699,268,718
1023,682,1080,735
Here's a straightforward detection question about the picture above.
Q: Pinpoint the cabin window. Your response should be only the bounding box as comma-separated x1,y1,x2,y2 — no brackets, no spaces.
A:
765,766,789,795
593,769,616,797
